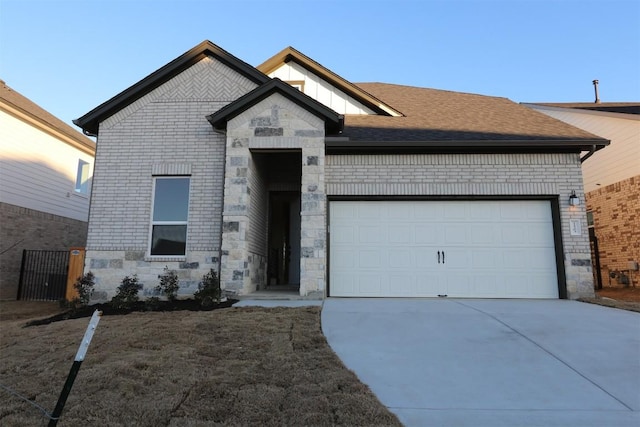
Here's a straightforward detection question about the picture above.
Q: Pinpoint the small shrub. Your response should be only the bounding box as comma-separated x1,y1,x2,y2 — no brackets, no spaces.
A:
110,275,142,310
156,266,179,301
66,271,95,311
194,269,221,308
73,271,95,306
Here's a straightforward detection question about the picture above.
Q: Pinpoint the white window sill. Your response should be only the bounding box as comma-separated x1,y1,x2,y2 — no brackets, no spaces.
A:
145,256,186,262
72,190,90,199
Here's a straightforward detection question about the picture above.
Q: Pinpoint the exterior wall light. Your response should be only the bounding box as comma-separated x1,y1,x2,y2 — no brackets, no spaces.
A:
569,190,580,206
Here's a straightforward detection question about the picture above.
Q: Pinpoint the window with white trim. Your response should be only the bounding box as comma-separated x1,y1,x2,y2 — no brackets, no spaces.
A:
75,160,91,194
150,177,190,256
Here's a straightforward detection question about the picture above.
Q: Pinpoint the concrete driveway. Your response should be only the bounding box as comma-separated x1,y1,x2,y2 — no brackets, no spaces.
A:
321,299,640,427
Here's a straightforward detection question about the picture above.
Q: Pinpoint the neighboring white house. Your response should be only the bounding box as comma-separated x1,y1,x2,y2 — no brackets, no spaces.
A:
524,103,640,288
74,41,608,302
0,80,96,300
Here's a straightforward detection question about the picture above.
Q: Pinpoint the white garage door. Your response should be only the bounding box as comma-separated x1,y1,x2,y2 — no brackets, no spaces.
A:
329,200,559,298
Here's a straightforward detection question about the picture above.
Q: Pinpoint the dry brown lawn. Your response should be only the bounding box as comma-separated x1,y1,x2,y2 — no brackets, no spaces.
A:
0,304,400,426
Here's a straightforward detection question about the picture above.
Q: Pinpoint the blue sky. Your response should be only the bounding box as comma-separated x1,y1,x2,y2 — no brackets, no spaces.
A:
1,0,639,128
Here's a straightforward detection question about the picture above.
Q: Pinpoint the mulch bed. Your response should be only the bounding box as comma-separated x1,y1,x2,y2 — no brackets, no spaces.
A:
25,298,238,327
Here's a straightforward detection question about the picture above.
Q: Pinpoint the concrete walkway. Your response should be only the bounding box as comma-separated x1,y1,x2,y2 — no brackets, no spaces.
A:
321,299,640,427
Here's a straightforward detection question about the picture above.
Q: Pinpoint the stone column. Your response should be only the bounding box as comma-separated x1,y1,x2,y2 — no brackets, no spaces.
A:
299,145,326,297
220,137,251,295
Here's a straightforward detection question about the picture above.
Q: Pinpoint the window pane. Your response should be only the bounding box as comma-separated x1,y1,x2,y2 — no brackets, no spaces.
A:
151,225,187,256
75,160,90,193
153,178,190,221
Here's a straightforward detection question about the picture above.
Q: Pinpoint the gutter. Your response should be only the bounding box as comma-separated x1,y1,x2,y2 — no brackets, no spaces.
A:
580,145,597,163
325,138,609,154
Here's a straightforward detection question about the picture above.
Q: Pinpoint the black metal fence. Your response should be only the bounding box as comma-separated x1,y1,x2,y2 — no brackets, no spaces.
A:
18,250,69,301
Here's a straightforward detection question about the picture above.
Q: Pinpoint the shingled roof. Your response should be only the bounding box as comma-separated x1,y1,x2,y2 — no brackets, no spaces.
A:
1,80,95,154
322,83,608,153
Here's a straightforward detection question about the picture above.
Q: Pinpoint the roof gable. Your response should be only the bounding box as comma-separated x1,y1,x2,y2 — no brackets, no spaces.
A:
257,47,403,117
207,78,343,135
74,40,270,135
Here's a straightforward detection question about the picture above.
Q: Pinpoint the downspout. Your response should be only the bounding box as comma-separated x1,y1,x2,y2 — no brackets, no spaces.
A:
580,145,597,163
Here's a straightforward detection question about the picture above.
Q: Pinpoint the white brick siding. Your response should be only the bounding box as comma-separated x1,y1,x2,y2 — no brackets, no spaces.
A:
85,57,257,298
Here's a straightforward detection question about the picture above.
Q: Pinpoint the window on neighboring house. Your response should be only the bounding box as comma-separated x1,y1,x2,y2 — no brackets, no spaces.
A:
75,160,90,194
150,177,190,256
586,211,594,228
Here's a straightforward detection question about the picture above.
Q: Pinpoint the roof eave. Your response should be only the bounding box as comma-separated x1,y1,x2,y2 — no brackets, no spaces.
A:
74,40,270,136
325,138,610,154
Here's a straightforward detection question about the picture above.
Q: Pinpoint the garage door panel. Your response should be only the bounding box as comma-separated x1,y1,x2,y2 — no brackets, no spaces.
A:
414,203,443,218
357,204,381,219
332,249,357,269
500,224,533,245
526,202,553,220
358,225,386,243
332,225,354,243
388,204,411,219
471,226,496,245
527,223,555,245
502,249,530,269
417,276,442,296
330,200,558,299
395,275,417,296
499,203,527,219
440,248,470,269
444,225,467,244
359,250,383,268
358,275,382,295
471,250,499,269
415,224,440,244
389,249,413,268
443,204,468,220
444,274,473,297
389,225,413,243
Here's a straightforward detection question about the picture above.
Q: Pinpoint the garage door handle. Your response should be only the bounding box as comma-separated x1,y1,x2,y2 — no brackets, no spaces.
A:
437,251,440,264
442,251,445,264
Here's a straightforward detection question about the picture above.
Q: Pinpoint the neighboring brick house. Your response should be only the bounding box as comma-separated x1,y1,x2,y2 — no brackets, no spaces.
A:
525,102,639,288
74,41,609,301
0,80,96,300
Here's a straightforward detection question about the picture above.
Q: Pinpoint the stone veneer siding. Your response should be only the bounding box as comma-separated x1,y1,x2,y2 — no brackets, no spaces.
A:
586,175,640,287
221,93,326,297
0,202,88,300
325,153,595,299
84,56,257,301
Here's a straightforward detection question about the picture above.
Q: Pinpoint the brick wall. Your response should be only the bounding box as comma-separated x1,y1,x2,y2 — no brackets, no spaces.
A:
586,175,640,286
0,202,88,300
84,56,257,301
326,152,594,299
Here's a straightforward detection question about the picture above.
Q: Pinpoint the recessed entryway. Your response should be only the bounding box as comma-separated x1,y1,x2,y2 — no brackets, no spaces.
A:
252,151,302,292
